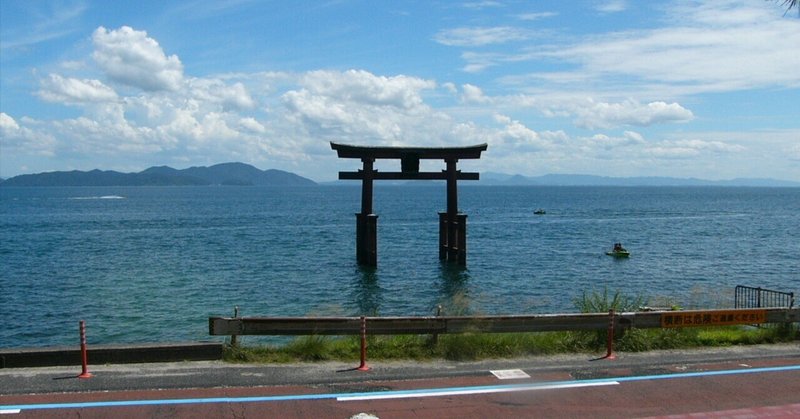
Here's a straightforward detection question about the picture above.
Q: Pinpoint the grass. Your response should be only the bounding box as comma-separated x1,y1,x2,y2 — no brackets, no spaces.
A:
223,289,799,364
223,325,797,364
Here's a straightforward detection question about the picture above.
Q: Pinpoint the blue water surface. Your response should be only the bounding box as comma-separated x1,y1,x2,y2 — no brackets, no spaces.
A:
1,185,798,347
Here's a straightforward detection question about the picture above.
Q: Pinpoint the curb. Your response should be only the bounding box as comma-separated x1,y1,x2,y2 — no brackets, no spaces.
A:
0,342,224,368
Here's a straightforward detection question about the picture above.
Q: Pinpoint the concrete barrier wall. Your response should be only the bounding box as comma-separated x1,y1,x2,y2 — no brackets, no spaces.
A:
0,342,223,368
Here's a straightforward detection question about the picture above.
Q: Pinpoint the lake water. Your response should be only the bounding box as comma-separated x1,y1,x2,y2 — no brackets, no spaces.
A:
1,185,798,348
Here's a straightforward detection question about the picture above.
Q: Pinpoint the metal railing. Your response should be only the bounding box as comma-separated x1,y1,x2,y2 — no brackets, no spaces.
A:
735,285,794,309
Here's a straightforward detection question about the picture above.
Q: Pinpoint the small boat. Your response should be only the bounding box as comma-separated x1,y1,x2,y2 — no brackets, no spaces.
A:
606,243,630,257
533,209,546,215
606,249,630,257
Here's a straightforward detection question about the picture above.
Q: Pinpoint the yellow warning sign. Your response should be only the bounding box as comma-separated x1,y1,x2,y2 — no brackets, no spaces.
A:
661,310,766,328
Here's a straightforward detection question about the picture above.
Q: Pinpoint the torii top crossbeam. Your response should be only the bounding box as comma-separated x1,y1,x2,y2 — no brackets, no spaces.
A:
330,142,488,160
331,142,488,181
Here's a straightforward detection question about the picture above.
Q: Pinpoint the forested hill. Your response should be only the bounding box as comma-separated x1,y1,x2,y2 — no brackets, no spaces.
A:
0,163,317,187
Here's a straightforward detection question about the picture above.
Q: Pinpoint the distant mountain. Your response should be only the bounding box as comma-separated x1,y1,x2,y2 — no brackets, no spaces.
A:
0,163,317,187
480,173,800,187
172,163,314,186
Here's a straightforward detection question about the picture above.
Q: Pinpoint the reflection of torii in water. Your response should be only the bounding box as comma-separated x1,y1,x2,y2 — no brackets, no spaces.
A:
331,142,487,267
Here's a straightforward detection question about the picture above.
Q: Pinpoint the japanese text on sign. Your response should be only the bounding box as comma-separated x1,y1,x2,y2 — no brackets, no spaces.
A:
660,310,766,328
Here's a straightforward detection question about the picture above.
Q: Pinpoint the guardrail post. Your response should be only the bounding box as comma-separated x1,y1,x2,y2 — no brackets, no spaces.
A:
604,309,616,360
432,305,442,344
78,320,93,378
231,306,239,347
357,316,370,371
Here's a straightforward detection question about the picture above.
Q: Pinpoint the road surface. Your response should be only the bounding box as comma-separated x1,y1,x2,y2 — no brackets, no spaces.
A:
2,343,799,418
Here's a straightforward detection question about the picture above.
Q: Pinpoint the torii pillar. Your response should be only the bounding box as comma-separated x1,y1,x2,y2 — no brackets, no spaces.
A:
331,142,487,267
355,157,378,265
440,157,467,264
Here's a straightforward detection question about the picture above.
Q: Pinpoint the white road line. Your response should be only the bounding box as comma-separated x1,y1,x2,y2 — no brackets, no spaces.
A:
337,381,619,401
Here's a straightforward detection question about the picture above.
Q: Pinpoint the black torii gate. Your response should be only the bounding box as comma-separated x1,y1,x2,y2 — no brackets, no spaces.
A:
331,142,487,266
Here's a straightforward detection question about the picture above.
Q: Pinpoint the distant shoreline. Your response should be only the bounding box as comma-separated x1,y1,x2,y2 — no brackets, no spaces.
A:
2,165,798,188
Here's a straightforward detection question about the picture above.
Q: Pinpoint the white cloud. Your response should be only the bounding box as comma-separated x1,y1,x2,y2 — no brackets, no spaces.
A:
588,131,646,150
60,60,87,71
298,69,435,109
37,74,119,104
52,103,165,155
462,2,800,95
433,26,533,47
41,78,265,164
595,0,627,13
158,107,202,142
283,88,405,142
462,1,503,10
198,112,240,141
92,26,184,91
460,51,505,73
239,117,266,134
624,130,644,143
517,12,557,21
493,114,511,125
556,5,798,93
0,112,20,131
441,82,458,95
280,70,448,145
0,113,57,156
461,84,492,103
647,139,746,158
455,88,693,130
489,114,557,153
572,100,694,129
186,78,255,110
558,26,798,92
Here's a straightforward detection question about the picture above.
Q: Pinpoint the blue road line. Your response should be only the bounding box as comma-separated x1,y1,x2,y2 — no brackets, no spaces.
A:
610,364,800,383
1,393,335,412
2,364,799,412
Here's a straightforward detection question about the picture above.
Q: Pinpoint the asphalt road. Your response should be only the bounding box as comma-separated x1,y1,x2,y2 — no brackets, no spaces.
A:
1,343,799,418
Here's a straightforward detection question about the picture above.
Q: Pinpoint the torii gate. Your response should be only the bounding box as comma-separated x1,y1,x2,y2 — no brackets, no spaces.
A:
331,142,487,266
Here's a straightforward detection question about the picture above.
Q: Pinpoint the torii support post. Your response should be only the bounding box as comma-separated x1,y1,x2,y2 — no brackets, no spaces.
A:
355,158,378,265
331,142,487,267
356,213,378,266
439,157,467,264
439,212,467,264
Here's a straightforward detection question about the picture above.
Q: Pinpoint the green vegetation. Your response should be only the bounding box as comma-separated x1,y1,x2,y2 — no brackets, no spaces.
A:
223,289,798,364
573,288,647,313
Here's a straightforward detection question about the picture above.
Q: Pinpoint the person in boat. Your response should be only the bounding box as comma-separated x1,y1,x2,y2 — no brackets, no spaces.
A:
613,242,624,251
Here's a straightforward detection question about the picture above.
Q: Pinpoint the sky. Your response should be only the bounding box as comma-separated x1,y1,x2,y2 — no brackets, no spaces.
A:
1,0,799,182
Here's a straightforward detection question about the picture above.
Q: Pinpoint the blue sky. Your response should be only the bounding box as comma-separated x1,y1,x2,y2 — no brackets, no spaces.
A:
1,0,798,182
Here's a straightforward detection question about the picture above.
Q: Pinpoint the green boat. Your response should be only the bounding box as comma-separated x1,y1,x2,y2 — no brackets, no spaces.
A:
606,249,630,257
606,243,630,257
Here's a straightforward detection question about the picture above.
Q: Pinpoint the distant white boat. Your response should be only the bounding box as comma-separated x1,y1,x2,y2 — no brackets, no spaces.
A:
69,195,126,200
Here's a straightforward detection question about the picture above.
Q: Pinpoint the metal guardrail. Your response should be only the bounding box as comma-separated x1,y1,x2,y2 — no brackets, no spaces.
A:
209,308,800,337
735,285,794,309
